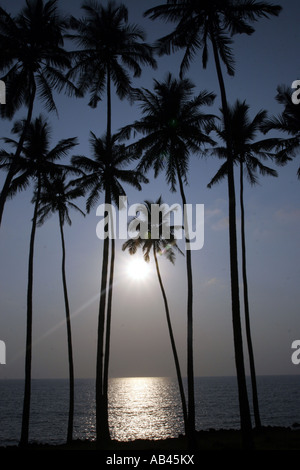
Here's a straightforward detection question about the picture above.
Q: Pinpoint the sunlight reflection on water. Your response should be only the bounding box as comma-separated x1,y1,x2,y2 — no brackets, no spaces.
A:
0,376,299,445
69,375,300,443
108,377,184,441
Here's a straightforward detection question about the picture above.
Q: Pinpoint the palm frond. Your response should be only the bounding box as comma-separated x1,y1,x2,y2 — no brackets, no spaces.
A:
47,137,78,161
122,195,182,264
66,0,156,105
36,71,58,115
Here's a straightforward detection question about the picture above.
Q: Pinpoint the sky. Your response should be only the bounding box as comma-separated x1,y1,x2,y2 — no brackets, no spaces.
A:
0,0,299,380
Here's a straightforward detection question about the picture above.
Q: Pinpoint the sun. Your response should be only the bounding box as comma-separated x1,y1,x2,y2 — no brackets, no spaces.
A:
126,258,151,281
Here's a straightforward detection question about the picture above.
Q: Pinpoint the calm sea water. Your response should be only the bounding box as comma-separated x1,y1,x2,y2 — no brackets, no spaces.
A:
0,375,299,446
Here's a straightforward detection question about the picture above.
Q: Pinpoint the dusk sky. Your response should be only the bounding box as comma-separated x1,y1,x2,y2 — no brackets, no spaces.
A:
0,0,299,380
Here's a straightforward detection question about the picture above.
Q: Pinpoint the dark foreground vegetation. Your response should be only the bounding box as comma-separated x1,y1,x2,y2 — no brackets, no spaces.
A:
1,427,300,451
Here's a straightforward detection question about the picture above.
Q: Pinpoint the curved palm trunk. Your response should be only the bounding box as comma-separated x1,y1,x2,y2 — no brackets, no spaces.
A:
174,157,195,444
210,29,253,449
97,62,115,442
153,248,188,435
102,211,116,441
96,188,111,442
240,161,261,429
19,175,41,447
96,62,113,444
106,63,112,146
59,212,75,444
0,80,36,227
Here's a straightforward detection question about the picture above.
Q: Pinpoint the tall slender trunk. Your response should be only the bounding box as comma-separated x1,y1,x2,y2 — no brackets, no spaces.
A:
19,176,41,447
0,80,36,227
210,29,253,449
106,63,112,147
59,212,75,444
99,62,115,441
102,207,116,441
240,161,261,429
96,188,111,442
96,63,113,444
174,156,195,444
153,248,188,435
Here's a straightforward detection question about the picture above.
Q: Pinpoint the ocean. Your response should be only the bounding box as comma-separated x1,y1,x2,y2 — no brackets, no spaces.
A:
0,375,299,446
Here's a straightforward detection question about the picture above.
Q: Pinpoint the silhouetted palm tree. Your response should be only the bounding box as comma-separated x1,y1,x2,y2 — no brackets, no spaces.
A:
1,116,78,446
36,173,85,444
208,100,279,429
72,132,148,442
122,196,188,433
67,0,156,143
119,73,215,441
67,11,155,438
261,84,300,178
145,0,282,448
0,0,79,226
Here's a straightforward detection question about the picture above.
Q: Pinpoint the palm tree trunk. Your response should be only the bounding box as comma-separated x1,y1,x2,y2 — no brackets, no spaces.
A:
97,62,114,442
59,211,75,444
19,176,41,447
106,63,112,147
96,61,113,444
174,156,195,444
102,208,116,441
0,79,36,227
153,247,188,435
210,29,253,448
240,161,261,429
96,188,111,442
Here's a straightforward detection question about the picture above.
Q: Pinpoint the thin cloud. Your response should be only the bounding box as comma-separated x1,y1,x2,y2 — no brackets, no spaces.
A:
211,216,229,231
274,208,300,224
205,202,229,231
203,277,226,289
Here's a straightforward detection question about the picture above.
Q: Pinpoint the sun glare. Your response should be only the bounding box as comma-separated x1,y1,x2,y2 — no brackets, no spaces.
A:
127,258,151,281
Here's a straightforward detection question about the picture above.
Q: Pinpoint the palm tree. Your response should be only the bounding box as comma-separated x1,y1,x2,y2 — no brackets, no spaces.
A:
144,0,282,448
72,132,148,442
208,100,279,429
119,73,215,442
36,173,85,444
261,84,300,178
67,0,156,143
1,116,78,446
122,196,188,433
0,0,79,227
